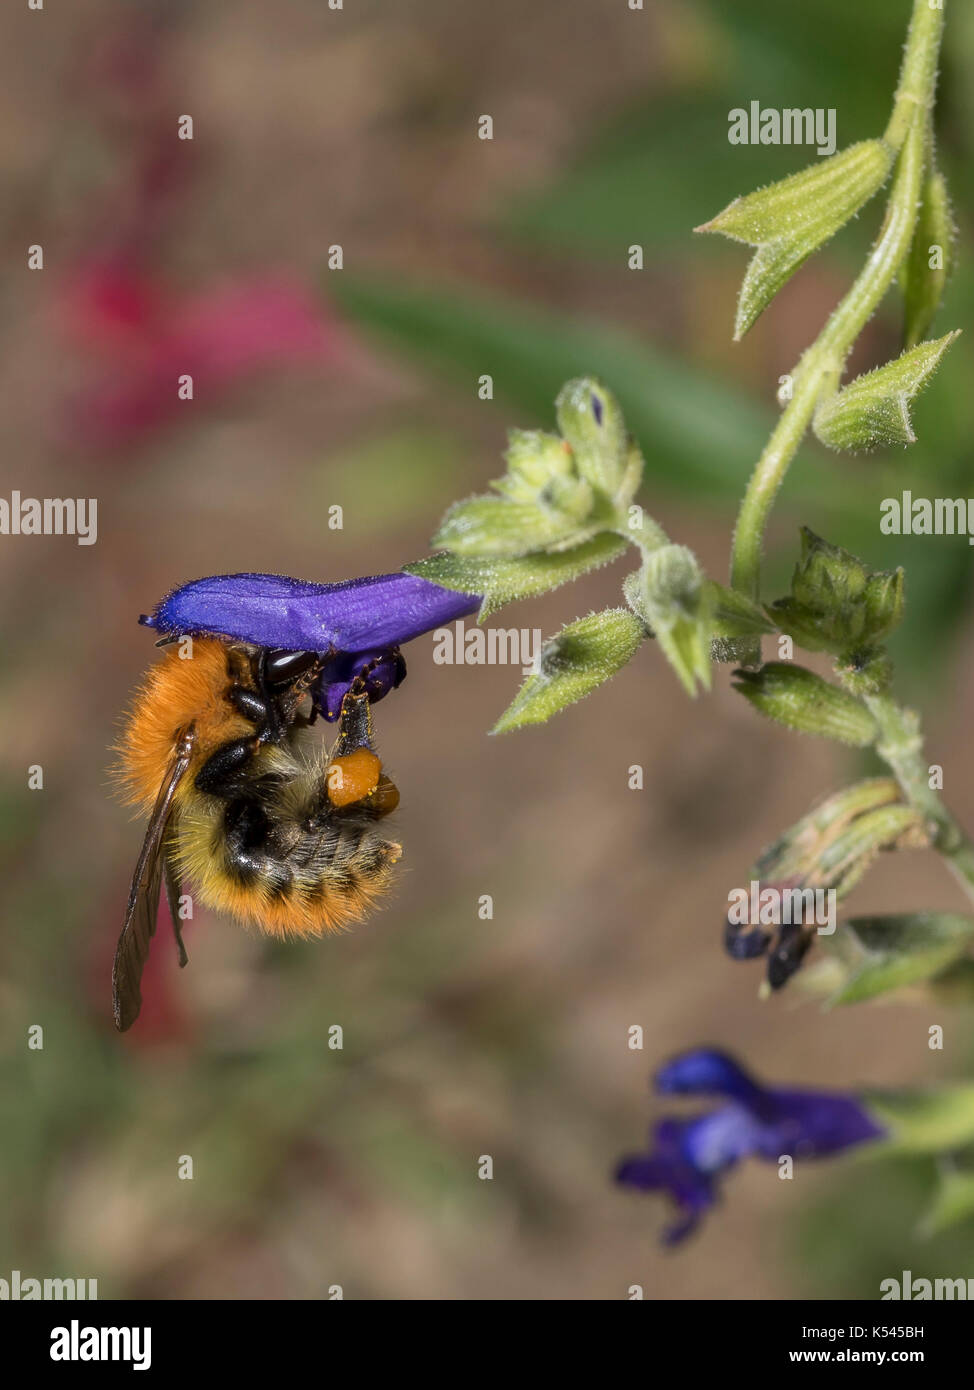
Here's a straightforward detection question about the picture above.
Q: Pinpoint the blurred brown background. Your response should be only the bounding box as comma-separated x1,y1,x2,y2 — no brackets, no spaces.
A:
1,0,973,1299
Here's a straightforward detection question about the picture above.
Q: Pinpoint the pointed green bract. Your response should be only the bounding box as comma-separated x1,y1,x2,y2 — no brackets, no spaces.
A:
697,140,893,339
902,167,956,350
813,331,960,452
732,663,878,745
706,581,777,641
491,608,646,733
404,533,628,620
824,913,974,1005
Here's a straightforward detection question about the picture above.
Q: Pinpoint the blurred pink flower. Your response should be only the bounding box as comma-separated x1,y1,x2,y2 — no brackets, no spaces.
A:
60,259,343,449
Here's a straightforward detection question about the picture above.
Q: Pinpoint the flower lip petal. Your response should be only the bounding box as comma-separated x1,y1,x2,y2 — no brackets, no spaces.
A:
618,1049,887,1245
654,1048,763,1103
317,648,406,722
140,571,482,653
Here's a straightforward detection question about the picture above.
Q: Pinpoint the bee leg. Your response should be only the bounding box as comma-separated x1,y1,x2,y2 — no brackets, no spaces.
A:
195,736,261,796
325,681,400,815
228,685,273,728
331,682,376,757
273,659,324,730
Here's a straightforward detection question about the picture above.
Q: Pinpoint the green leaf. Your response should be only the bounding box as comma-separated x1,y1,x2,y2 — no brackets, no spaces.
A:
919,1170,974,1236
697,140,893,338
813,331,961,451
824,913,974,1005
867,1086,974,1154
403,534,629,620
732,663,879,745
491,608,646,734
902,167,956,350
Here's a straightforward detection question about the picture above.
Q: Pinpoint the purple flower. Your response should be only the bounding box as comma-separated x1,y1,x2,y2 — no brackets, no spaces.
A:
723,876,815,990
140,571,481,719
616,1048,885,1245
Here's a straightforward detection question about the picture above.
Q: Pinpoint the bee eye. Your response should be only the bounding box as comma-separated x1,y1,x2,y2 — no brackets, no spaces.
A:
264,648,318,689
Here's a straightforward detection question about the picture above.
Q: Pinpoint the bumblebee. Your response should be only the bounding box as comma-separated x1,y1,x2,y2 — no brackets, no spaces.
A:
112,638,401,1031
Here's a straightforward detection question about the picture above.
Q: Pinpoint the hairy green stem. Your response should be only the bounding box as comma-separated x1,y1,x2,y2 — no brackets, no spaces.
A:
863,689,974,908
728,0,945,635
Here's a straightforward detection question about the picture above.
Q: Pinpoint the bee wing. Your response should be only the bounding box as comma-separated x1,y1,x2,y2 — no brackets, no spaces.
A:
163,842,189,969
112,727,196,1031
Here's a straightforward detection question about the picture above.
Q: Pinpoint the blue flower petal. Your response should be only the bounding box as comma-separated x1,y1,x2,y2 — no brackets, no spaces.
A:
140,571,481,653
619,1049,886,1244
316,648,406,722
655,1048,766,1106
752,1088,887,1159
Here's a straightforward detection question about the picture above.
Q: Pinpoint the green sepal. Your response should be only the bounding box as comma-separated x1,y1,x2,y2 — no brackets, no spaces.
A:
813,331,960,452
706,581,777,642
823,913,974,1005
749,778,922,902
865,1086,974,1155
404,533,628,620
919,1170,974,1236
491,608,646,734
732,662,878,746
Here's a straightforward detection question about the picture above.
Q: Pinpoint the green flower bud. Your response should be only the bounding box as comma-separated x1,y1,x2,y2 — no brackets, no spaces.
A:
769,529,906,654
732,663,878,745
499,429,576,501
554,377,636,502
697,140,893,339
834,649,894,698
430,380,646,560
813,803,929,898
753,778,905,887
813,332,960,452
862,567,905,639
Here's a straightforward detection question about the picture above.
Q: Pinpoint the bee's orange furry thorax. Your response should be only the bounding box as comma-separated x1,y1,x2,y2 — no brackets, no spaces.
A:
115,638,251,813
